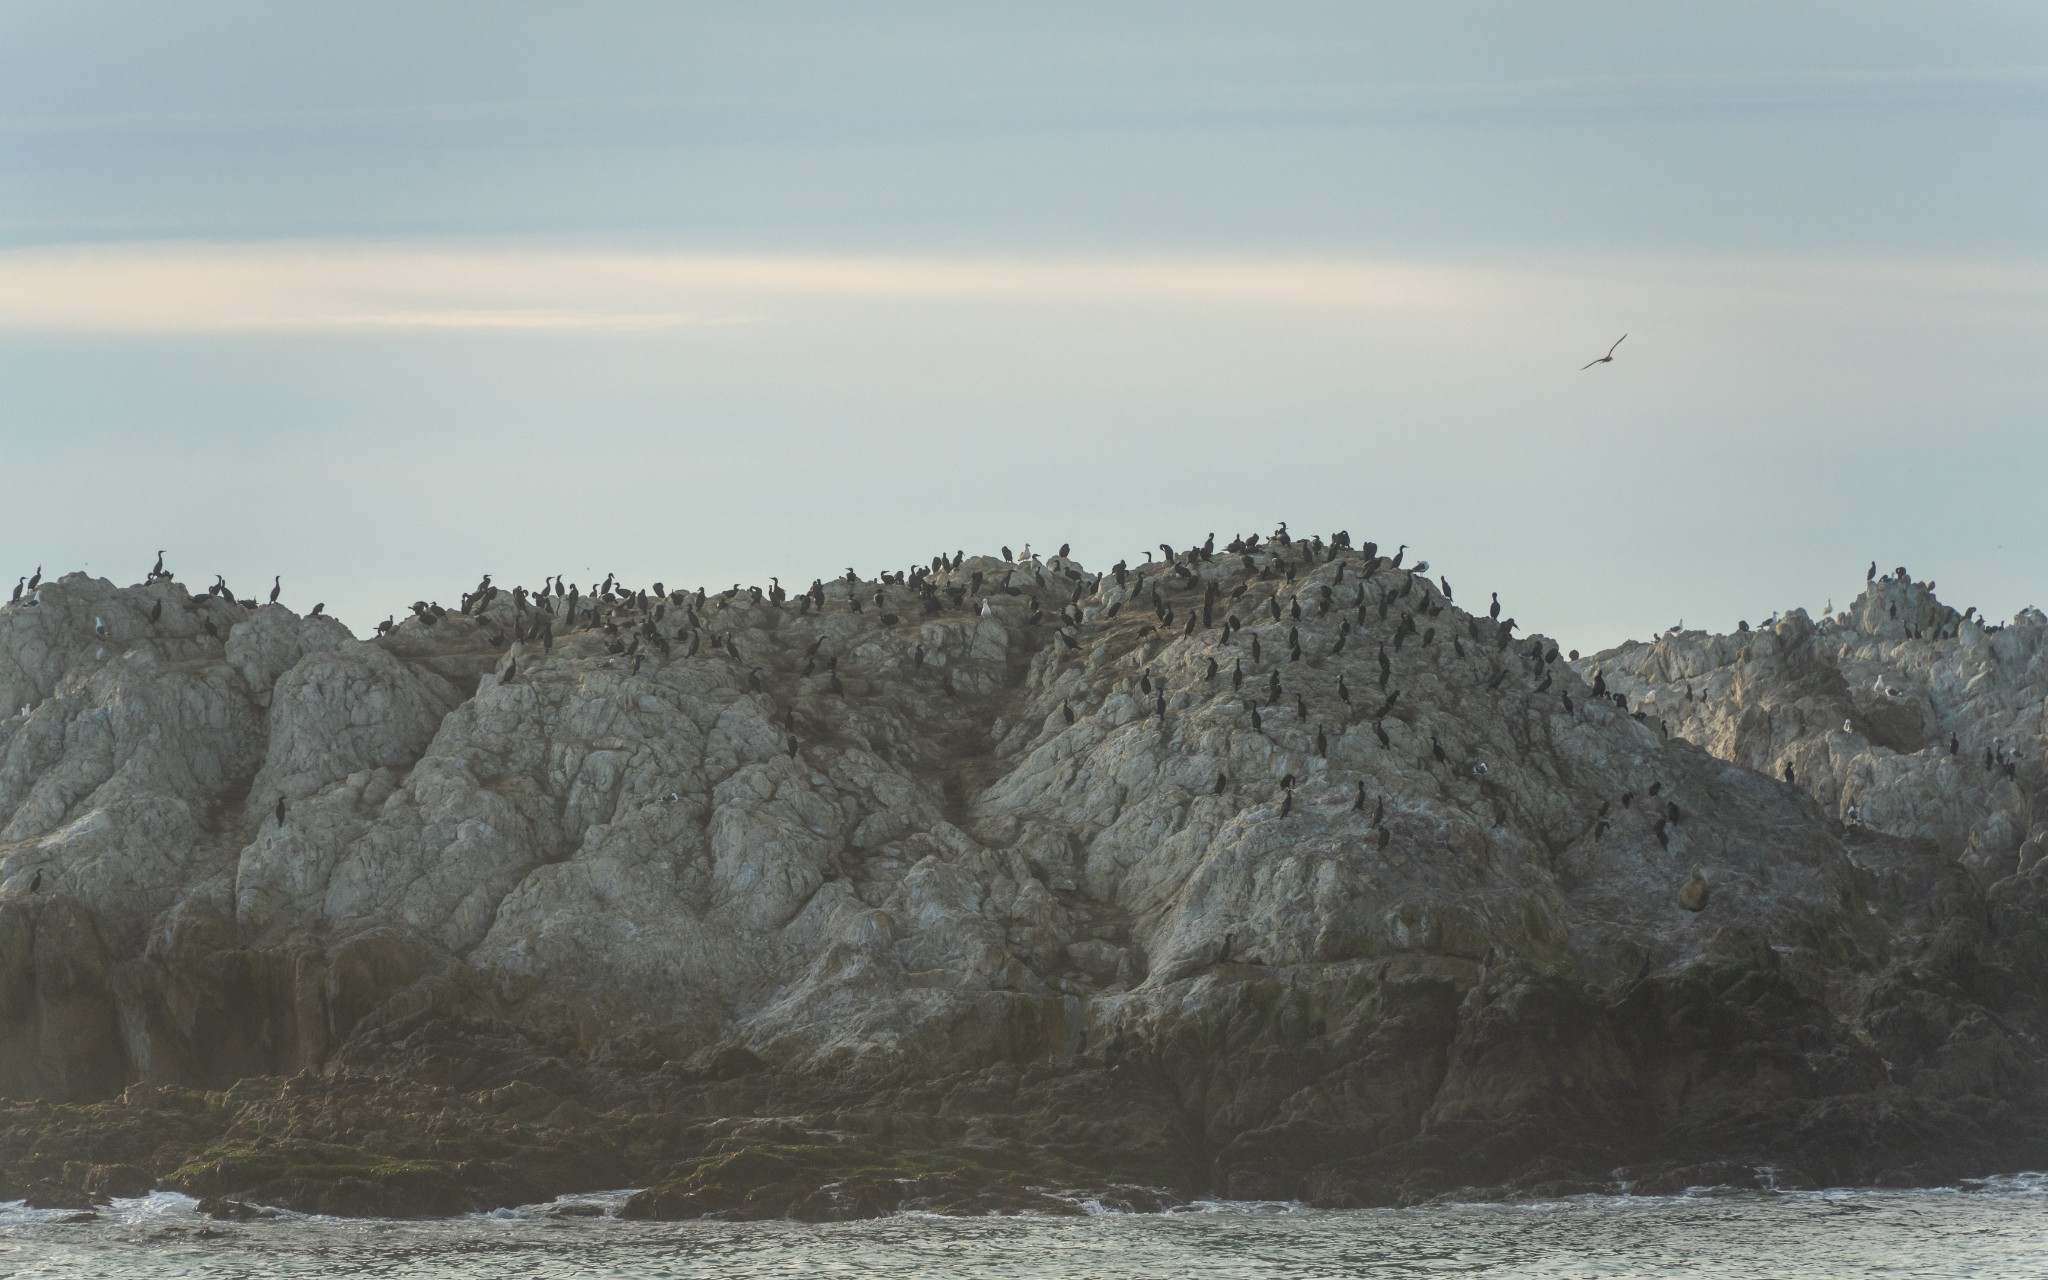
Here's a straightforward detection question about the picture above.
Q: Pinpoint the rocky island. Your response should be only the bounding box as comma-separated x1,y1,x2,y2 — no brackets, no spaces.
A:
1,535,2043,1218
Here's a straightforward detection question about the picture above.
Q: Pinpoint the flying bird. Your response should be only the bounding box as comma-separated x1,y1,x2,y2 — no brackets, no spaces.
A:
1581,334,1626,370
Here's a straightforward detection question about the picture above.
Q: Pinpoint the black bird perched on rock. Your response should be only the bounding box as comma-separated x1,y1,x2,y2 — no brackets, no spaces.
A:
269,576,281,604
1353,781,1367,811
275,795,287,826
1062,702,1075,725
1581,334,1626,369
1489,592,1500,621
1215,772,1228,795
29,868,42,893
151,550,165,578
309,603,325,618
149,600,162,623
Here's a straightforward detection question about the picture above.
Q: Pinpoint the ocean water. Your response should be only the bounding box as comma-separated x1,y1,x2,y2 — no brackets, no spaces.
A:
2,1177,2044,1279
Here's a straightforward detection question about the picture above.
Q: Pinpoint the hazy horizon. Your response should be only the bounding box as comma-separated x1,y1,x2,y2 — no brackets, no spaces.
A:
4,2,2043,652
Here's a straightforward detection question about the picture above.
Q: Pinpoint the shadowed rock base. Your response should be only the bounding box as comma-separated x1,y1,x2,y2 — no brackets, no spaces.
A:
4,905,2045,1217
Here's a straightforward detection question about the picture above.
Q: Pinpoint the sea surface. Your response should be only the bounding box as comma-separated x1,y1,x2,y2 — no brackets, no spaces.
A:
2,1176,2044,1279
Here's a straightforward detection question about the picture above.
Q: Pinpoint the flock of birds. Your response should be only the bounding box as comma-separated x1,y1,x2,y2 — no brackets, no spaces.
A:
5,519,2020,873
275,523,1693,861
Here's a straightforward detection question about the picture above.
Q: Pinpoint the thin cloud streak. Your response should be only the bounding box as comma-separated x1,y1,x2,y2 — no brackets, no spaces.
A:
0,242,2043,336
3,64,2041,139
0,243,1510,333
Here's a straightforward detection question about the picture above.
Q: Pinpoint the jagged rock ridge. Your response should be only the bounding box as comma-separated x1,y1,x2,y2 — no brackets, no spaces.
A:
1,536,2044,1214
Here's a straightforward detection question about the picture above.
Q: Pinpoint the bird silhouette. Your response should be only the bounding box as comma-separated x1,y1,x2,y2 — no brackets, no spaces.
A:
1582,334,1626,369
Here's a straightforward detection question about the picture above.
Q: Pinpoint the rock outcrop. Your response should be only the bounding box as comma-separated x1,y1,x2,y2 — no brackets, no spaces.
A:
1,539,2044,1215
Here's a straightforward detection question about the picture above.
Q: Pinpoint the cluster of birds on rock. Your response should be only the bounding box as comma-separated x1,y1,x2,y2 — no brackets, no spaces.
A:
16,521,1978,879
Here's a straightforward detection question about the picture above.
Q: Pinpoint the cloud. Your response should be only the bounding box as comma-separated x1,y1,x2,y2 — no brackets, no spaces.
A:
0,242,1512,334
0,241,2040,337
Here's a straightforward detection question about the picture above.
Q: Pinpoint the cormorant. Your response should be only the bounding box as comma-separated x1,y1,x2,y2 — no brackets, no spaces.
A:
29,869,42,893
1062,702,1075,725
1353,781,1366,810
269,576,281,604
151,550,165,578
149,600,162,623
275,795,287,825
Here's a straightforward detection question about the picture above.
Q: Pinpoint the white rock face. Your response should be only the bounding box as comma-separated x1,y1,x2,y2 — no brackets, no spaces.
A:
0,550,1960,1086
1579,574,2046,883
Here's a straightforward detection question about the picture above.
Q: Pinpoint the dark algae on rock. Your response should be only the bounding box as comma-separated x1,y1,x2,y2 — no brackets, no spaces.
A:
0,534,2043,1214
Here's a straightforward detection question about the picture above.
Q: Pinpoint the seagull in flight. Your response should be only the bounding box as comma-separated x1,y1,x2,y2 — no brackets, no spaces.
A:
1581,334,1626,369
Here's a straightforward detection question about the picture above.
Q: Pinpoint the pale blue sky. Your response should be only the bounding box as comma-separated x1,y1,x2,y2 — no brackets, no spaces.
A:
2,3,2043,646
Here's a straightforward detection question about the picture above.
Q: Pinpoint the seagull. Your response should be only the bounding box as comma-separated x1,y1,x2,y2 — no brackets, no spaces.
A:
1581,334,1626,370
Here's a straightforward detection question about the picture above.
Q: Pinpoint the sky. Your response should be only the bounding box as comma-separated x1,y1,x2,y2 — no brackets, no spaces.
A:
2,2,2043,651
